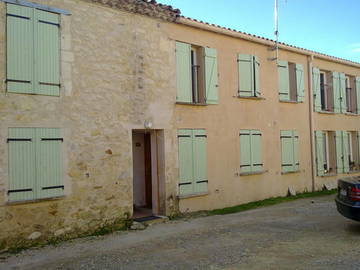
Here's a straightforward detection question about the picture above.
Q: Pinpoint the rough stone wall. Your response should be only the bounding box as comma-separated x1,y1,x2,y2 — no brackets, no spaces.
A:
0,0,177,250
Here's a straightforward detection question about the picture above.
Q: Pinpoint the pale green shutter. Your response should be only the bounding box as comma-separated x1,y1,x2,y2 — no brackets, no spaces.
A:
35,128,64,199
339,73,347,113
342,131,350,173
193,130,207,193
254,56,260,97
176,42,192,103
204,47,219,104
293,131,299,171
296,64,305,102
34,10,60,96
178,129,194,195
315,131,325,176
358,131,360,166
8,128,36,201
250,130,262,172
335,130,344,173
312,67,321,112
356,77,360,114
278,60,290,101
281,130,294,173
6,4,34,94
238,54,253,97
333,72,341,113
240,130,252,173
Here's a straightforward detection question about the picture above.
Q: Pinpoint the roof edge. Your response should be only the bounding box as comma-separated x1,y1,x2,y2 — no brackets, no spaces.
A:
177,16,360,69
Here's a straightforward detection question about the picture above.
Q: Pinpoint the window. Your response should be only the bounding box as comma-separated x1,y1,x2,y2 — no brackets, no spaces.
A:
176,41,218,104
6,4,60,96
278,60,304,102
8,128,63,202
239,130,263,174
178,129,207,196
280,130,299,173
238,54,260,97
356,77,360,114
348,131,360,171
315,131,336,176
313,69,353,113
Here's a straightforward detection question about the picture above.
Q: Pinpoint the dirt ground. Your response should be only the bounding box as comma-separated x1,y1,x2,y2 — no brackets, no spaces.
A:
2,194,360,270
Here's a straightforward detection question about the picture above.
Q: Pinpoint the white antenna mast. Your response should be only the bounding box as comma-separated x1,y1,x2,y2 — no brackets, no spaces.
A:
274,0,279,60
269,0,279,62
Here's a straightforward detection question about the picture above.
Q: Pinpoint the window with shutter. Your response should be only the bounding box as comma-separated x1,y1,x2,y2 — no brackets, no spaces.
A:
7,127,64,202
280,130,299,173
239,130,263,174
6,3,60,96
356,77,360,115
278,61,304,102
177,129,207,196
238,54,260,97
175,41,218,105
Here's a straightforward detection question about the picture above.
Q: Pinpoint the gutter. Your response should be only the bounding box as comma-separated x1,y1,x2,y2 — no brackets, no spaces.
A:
177,17,360,69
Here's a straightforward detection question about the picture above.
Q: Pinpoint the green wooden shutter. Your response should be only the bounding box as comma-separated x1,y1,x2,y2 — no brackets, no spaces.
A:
240,130,252,173
178,129,194,195
8,128,36,201
281,130,294,173
35,128,64,199
250,130,262,172
333,72,341,113
296,64,305,102
6,4,34,94
356,77,360,114
176,42,192,103
342,131,350,173
293,131,300,171
238,54,253,97
254,56,261,97
335,130,344,173
34,10,60,96
204,47,219,104
193,130,207,193
358,131,360,166
312,67,321,112
339,73,347,113
278,60,290,101
315,131,325,176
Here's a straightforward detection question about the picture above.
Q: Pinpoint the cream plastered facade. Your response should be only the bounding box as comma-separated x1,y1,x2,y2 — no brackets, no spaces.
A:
0,0,178,249
0,0,360,250
164,21,360,212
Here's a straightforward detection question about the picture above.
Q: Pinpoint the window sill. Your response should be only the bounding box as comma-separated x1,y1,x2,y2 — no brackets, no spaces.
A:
239,170,268,176
345,112,359,116
6,195,65,206
176,102,208,106
279,100,301,104
320,173,337,177
318,110,335,115
347,170,360,174
236,96,265,101
177,192,208,199
281,170,301,175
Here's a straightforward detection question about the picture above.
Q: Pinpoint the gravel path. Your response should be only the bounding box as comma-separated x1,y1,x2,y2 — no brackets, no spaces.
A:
2,194,360,270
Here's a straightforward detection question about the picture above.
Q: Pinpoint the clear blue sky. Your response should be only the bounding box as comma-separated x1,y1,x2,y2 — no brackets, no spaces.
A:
157,0,360,63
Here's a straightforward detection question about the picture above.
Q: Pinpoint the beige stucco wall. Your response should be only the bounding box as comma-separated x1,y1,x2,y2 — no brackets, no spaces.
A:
0,0,178,249
165,22,360,212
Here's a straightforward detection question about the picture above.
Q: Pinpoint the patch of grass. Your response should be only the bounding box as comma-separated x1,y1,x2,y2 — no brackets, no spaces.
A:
208,189,336,216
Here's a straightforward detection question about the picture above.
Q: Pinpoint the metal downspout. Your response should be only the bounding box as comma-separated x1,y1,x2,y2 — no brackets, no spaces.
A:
307,55,316,191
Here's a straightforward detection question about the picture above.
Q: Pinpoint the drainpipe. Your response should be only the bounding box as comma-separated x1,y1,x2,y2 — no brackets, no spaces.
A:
307,54,316,191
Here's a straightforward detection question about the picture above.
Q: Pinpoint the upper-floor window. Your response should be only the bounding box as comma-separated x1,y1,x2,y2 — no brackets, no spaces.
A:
277,60,305,102
6,3,60,96
237,54,260,98
319,71,333,111
176,41,218,105
345,75,357,114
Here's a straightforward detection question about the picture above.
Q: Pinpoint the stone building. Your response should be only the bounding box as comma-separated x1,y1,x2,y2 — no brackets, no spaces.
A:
0,0,359,250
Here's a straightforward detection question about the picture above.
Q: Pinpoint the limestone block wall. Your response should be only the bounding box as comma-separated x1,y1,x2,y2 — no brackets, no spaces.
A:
0,0,178,249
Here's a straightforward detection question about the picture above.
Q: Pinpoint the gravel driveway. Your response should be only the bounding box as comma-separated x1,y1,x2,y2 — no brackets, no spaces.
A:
2,194,360,270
